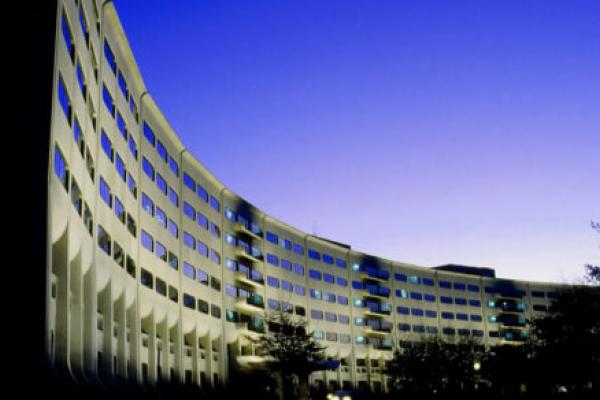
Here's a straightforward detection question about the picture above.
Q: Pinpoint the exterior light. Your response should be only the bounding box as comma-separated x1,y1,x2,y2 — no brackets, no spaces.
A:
473,361,481,371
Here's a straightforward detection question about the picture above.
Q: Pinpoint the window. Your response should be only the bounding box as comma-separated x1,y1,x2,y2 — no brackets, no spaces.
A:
394,273,407,282
128,136,138,159
118,69,128,98
168,187,179,207
156,173,167,195
102,84,115,117
197,184,208,202
79,6,89,45
323,273,334,284
58,76,72,124
155,278,166,296
183,294,195,310
322,254,334,264
470,314,482,322
169,156,179,176
198,299,209,314
73,118,84,156
209,196,220,212
156,207,167,227
293,243,303,255
97,225,111,255
441,312,454,320
455,297,467,305
142,193,154,215
142,157,154,180
224,207,235,221
197,240,208,257
397,306,409,315
439,281,451,289
468,284,480,292
281,259,292,270
210,249,221,265
440,296,453,304
309,269,321,280
294,285,305,296
338,296,348,305
183,232,195,250
104,40,116,73
311,310,323,319
267,276,279,288
197,269,208,285
410,291,422,301
336,277,348,287
100,130,114,161
409,276,421,285
99,177,112,207
114,196,125,223
454,282,466,291
281,280,293,292
422,278,434,286
62,11,74,62
210,222,220,238
266,254,279,266
115,154,126,181
268,299,280,310
168,253,179,271
76,60,87,99
168,219,178,238
54,145,69,189
126,213,136,237
308,249,321,261
336,258,346,269
157,140,167,162
293,264,304,275
155,242,167,262
143,122,155,146
424,293,435,302
266,231,278,244
310,289,322,300
140,269,153,289
183,202,195,220
183,262,195,280
425,310,437,318
70,179,82,215
469,299,481,307
141,230,154,252
211,277,221,291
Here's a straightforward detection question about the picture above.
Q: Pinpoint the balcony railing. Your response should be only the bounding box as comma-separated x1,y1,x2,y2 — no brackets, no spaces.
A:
235,270,264,287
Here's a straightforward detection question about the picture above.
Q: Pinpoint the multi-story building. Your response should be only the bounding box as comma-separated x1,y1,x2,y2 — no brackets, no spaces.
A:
45,0,566,393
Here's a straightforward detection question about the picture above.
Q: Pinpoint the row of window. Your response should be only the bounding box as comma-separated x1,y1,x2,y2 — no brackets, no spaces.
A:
182,172,219,213
98,175,137,236
262,253,305,275
394,273,480,292
104,38,139,122
223,208,262,235
182,230,221,265
142,157,179,207
307,268,348,286
310,309,351,325
100,129,139,198
264,231,304,255
310,289,349,305
397,325,485,337
307,248,347,269
312,331,351,344
184,202,220,238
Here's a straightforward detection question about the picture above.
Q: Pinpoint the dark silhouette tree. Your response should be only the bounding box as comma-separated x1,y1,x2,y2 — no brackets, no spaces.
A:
248,310,326,400
585,220,600,284
386,336,487,398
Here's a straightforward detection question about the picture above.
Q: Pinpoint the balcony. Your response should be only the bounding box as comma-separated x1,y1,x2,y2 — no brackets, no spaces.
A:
363,303,391,318
235,294,265,315
360,267,390,282
364,285,391,299
235,270,264,288
234,221,262,241
235,247,263,264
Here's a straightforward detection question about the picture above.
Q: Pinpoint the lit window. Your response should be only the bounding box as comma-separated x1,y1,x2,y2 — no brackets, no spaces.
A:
54,145,69,190
168,219,178,238
142,157,154,180
58,76,72,124
168,187,179,207
62,11,74,62
102,84,115,117
117,112,127,140
197,184,208,202
143,122,155,146
155,207,166,227
183,232,195,250
141,230,154,252
118,70,128,99
169,156,179,177
114,196,125,223
156,173,167,194
183,173,195,191
76,60,87,99
142,193,154,215
210,195,220,212
100,130,113,161
157,140,167,162
127,173,137,198
115,154,126,181
104,40,116,74
99,177,112,207
128,136,138,159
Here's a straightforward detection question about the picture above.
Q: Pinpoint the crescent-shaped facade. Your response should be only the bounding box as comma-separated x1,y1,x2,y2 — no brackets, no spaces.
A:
46,0,564,393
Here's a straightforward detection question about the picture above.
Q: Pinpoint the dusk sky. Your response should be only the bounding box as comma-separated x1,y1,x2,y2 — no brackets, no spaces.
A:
115,0,599,284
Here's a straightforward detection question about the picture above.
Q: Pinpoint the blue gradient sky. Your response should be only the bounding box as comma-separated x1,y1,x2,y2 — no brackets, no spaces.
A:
115,0,599,283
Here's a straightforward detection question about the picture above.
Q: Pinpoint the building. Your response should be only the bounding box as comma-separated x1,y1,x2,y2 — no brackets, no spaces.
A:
44,0,565,394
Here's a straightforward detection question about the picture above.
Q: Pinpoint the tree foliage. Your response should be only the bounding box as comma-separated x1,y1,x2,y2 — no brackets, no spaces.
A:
248,310,326,399
386,336,487,397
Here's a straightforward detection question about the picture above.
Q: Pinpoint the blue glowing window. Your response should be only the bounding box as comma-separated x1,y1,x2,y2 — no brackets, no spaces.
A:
76,61,86,98
54,146,68,189
308,249,321,261
336,277,348,287
197,184,208,202
410,292,422,301
441,312,454,320
335,258,346,269
323,273,335,284
282,280,293,292
197,240,208,257
293,264,304,275
440,296,453,304
183,202,195,220
143,122,155,146
100,130,113,161
183,232,195,250
281,259,292,270
338,296,348,305
266,231,278,244
128,136,137,160
454,282,466,291
293,243,304,255
294,285,305,296
104,40,116,73
141,230,154,252
183,173,195,191
309,269,322,280
117,112,127,140
425,310,437,318
156,173,167,195
266,254,279,266
142,157,154,180
439,281,452,289
424,293,435,302
468,284,480,292
156,140,168,162
411,308,423,316
469,299,481,307
455,298,467,305
422,278,434,286
394,273,407,282
62,12,74,61
99,177,112,207
322,254,334,264
115,154,126,182
267,276,279,288
197,212,208,229
210,196,220,212
168,187,179,207
102,84,114,116
456,313,469,321
397,306,409,315
398,323,410,332
169,157,179,177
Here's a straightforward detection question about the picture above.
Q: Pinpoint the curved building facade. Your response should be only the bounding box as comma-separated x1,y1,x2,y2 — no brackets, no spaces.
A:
46,0,564,393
